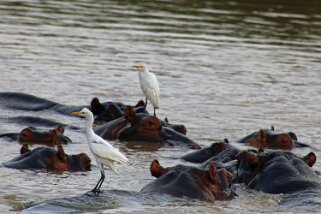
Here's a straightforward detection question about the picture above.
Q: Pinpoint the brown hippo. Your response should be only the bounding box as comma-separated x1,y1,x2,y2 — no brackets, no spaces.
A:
3,144,91,172
93,106,200,149
91,97,187,135
236,126,308,150
140,160,233,201
19,125,71,146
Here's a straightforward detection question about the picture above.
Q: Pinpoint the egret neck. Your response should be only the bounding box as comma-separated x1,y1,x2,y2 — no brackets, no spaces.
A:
84,113,96,143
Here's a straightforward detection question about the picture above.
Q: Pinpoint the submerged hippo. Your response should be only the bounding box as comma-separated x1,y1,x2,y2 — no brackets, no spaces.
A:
180,139,239,163
19,125,71,146
236,150,318,194
3,145,91,172
90,97,146,123
91,97,187,135
235,126,308,150
0,92,144,121
141,160,233,201
93,106,200,149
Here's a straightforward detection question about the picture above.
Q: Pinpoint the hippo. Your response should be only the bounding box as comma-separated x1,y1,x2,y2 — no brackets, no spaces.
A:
180,139,239,163
19,125,71,146
90,97,187,135
236,150,319,194
90,97,146,123
140,160,233,201
93,106,200,149
0,92,86,114
235,126,308,150
0,92,144,120
3,144,91,172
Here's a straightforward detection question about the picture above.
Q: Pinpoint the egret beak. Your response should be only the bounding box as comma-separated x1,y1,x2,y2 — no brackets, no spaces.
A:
131,65,143,69
71,111,81,116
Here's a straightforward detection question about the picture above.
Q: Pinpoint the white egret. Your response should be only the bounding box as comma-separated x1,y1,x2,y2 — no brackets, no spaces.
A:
71,108,128,193
131,63,160,116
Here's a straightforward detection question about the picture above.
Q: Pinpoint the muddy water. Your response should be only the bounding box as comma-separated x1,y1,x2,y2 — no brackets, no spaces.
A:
0,0,321,213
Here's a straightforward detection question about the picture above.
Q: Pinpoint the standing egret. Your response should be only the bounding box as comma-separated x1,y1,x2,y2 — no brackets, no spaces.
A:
131,63,160,116
71,108,128,193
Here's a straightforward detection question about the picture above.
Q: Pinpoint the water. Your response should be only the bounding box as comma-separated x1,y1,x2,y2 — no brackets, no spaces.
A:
0,0,321,212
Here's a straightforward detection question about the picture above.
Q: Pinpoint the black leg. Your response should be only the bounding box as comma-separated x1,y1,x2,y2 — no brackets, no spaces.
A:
153,108,156,116
97,171,105,191
92,170,105,193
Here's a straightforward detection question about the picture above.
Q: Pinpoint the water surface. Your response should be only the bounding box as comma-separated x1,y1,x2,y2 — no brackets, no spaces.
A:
0,0,321,213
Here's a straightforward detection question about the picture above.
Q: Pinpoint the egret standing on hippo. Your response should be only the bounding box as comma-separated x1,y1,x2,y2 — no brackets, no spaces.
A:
71,108,128,193
131,63,160,116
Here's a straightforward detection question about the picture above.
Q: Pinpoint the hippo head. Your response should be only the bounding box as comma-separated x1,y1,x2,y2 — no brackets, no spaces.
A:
117,106,200,149
90,97,147,123
236,150,262,185
48,144,91,172
236,150,317,185
118,106,162,142
246,127,295,150
19,125,71,146
143,160,233,201
161,117,187,135
4,145,91,172
90,97,124,123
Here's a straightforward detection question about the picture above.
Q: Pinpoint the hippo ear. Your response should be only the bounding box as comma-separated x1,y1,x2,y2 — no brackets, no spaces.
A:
208,162,217,181
164,117,169,123
271,125,275,131
56,144,67,161
20,144,30,154
19,127,33,143
256,129,268,148
223,138,229,144
287,132,298,141
246,152,262,169
123,105,136,123
57,125,65,134
90,97,101,115
302,152,316,167
210,142,225,156
150,159,166,178
135,100,145,108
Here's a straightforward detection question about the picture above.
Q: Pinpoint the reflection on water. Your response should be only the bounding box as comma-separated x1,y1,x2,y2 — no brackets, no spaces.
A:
0,0,321,213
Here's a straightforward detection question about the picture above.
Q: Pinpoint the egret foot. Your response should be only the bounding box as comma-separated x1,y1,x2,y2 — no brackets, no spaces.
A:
91,188,103,194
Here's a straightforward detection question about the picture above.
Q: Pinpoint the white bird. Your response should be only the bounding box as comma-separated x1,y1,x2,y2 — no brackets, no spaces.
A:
71,108,128,193
131,63,160,116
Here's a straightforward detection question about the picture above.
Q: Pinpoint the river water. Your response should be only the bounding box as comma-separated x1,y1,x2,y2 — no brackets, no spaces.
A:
0,0,321,213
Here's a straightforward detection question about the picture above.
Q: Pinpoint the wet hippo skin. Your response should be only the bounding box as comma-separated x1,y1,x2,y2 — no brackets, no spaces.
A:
3,145,91,172
141,160,233,201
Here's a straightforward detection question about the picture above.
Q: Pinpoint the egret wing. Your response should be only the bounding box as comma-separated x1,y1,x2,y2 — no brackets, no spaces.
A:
89,137,128,164
141,73,160,108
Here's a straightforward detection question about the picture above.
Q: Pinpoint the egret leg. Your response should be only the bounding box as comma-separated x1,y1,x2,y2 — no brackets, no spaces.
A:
97,170,105,191
92,167,105,193
144,98,148,111
153,108,156,117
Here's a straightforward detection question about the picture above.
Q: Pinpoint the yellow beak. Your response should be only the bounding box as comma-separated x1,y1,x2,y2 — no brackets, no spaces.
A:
131,65,143,69
70,111,81,116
